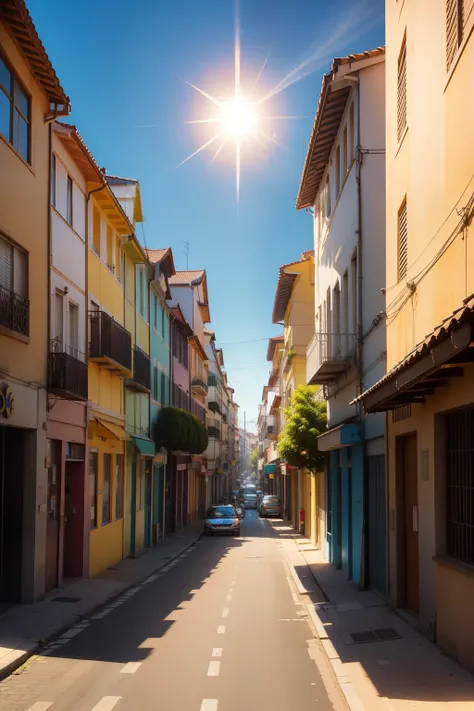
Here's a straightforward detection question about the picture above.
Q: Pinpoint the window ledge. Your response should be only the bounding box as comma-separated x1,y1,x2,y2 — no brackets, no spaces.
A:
433,554,474,579
0,324,29,344
0,132,34,175
395,125,408,158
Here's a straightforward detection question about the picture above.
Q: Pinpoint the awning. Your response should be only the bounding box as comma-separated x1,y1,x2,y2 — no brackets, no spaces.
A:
280,463,297,476
317,423,361,452
264,464,276,474
132,436,155,457
96,418,130,442
351,295,474,413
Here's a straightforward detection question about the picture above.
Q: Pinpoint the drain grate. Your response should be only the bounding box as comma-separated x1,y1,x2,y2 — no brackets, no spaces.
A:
51,596,81,603
349,628,401,644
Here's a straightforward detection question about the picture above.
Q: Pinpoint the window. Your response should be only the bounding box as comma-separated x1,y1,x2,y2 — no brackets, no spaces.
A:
0,233,28,335
161,371,166,405
398,198,408,281
106,225,113,270
51,154,57,208
115,237,122,281
54,291,64,347
0,56,30,162
446,407,474,566
68,301,79,357
92,206,101,256
115,454,124,519
343,125,348,175
325,175,331,217
154,294,159,332
102,453,111,525
343,270,349,355
335,145,341,195
136,460,144,511
397,35,407,142
153,365,159,401
351,254,357,336
162,305,166,337
90,450,98,529
349,103,355,160
66,176,73,226
333,283,341,357
446,0,474,70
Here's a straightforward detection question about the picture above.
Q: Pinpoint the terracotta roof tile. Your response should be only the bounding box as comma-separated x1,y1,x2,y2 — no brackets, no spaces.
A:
169,270,205,286
267,336,284,362
272,251,314,323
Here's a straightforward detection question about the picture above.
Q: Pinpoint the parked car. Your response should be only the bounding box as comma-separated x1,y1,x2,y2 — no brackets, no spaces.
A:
235,505,246,519
204,505,241,536
259,495,282,518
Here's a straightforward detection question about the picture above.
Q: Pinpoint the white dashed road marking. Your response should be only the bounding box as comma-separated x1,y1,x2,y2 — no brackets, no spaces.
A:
200,700,218,711
120,662,142,674
222,607,229,618
26,704,53,711
212,648,223,657
207,661,221,677
217,626,226,634
91,697,122,711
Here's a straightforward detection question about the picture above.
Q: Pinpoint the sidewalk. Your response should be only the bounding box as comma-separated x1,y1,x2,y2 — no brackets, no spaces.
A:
0,522,202,680
270,519,474,711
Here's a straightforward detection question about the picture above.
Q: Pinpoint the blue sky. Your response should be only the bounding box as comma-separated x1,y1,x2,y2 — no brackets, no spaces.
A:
30,0,384,432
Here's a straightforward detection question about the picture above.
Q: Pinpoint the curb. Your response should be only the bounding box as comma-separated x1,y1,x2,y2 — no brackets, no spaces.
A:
270,519,367,711
0,532,202,682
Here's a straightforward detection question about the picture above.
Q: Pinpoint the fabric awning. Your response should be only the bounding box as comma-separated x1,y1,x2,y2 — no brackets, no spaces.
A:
96,418,130,442
132,436,155,457
317,423,361,452
264,464,276,474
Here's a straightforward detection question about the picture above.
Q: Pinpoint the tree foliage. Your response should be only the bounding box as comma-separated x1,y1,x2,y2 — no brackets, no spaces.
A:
153,407,209,454
277,386,327,472
250,447,259,475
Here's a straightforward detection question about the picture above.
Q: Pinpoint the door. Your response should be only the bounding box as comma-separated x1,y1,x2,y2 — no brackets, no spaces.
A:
45,441,60,592
367,454,386,596
144,464,152,547
400,434,419,614
54,291,64,350
63,460,86,578
0,427,24,603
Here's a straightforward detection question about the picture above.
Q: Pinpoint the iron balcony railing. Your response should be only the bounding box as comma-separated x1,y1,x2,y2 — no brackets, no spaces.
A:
192,375,208,393
0,284,29,337
306,331,356,384
208,425,220,438
89,310,132,373
132,346,151,392
49,340,88,400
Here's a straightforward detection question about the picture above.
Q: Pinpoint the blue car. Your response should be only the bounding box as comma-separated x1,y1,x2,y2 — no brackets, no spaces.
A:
204,505,241,536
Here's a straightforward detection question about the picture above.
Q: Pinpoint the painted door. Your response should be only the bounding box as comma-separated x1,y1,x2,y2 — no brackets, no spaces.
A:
367,454,386,596
123,446,133,557
45,441,60,592
153,465,163,541
144,466,152,547
401,434,419,614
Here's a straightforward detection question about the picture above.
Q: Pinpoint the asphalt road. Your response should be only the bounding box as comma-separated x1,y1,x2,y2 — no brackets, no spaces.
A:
0,511,341,711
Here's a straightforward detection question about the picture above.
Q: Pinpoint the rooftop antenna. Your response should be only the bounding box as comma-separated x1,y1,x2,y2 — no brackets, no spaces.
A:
184,241,189,269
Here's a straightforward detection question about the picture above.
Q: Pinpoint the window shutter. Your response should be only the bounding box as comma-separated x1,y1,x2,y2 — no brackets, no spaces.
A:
398,199,408,281
13,248,27,298
397,37,407,142
446,0,460,70
0,236,12,291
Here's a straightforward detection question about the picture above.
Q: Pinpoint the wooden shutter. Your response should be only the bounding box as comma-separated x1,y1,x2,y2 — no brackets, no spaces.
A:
398,199,408,281
446,0,461,70
397,37,407,142
0,235,12,292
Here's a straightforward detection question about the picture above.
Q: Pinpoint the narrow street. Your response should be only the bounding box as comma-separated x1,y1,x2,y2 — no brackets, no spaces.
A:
0,513,340,711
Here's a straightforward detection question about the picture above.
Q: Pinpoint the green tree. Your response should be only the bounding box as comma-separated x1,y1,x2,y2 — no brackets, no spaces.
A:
153,407,208,454
277,386,327,471
250,447,259,476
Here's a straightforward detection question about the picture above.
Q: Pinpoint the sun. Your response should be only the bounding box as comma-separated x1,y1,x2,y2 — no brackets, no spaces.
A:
219,97,257,137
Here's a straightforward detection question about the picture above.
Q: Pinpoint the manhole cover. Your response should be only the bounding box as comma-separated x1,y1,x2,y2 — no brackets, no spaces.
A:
51,596,81,603
349,628,401,644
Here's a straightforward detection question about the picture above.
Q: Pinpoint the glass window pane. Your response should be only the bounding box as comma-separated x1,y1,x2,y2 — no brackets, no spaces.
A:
14,80,28,117
0,89,11,142
0,58,10,94
102,453,111,524
17,114,29,162
115,454,123,519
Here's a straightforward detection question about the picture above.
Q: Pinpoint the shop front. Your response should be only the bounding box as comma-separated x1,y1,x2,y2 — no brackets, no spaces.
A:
0,379,48,603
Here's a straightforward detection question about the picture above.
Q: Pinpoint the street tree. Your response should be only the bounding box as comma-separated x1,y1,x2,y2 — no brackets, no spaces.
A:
277,386,327,472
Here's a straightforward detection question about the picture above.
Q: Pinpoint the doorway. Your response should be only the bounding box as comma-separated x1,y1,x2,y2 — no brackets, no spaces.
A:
397,434,419,615
144,463,152,547
63,459,86,578
45,440,60,592
0,426,25,603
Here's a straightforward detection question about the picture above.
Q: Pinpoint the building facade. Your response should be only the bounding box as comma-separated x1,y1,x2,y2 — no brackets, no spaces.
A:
0,2,70,603
297,49,387,591
355,1,474,672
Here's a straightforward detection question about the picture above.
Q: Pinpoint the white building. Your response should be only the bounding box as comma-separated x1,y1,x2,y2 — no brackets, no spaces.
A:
297,48,387,594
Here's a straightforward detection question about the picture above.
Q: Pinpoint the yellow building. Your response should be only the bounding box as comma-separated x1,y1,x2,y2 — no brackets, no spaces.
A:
354,0,474,672
0,1,70,602
87,172,147,576
271,251,318,542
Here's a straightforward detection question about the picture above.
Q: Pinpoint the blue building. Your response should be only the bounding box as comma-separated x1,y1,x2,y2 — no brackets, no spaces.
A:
146,248,176,540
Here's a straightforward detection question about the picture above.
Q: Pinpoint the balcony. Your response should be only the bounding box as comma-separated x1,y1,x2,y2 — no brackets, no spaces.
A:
0,285,29,337
208,425,220,439
49,341,88,400
266,425,277,441
192,375,208,397
306,332,356,385
126,346,151,393
89,310,132,377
